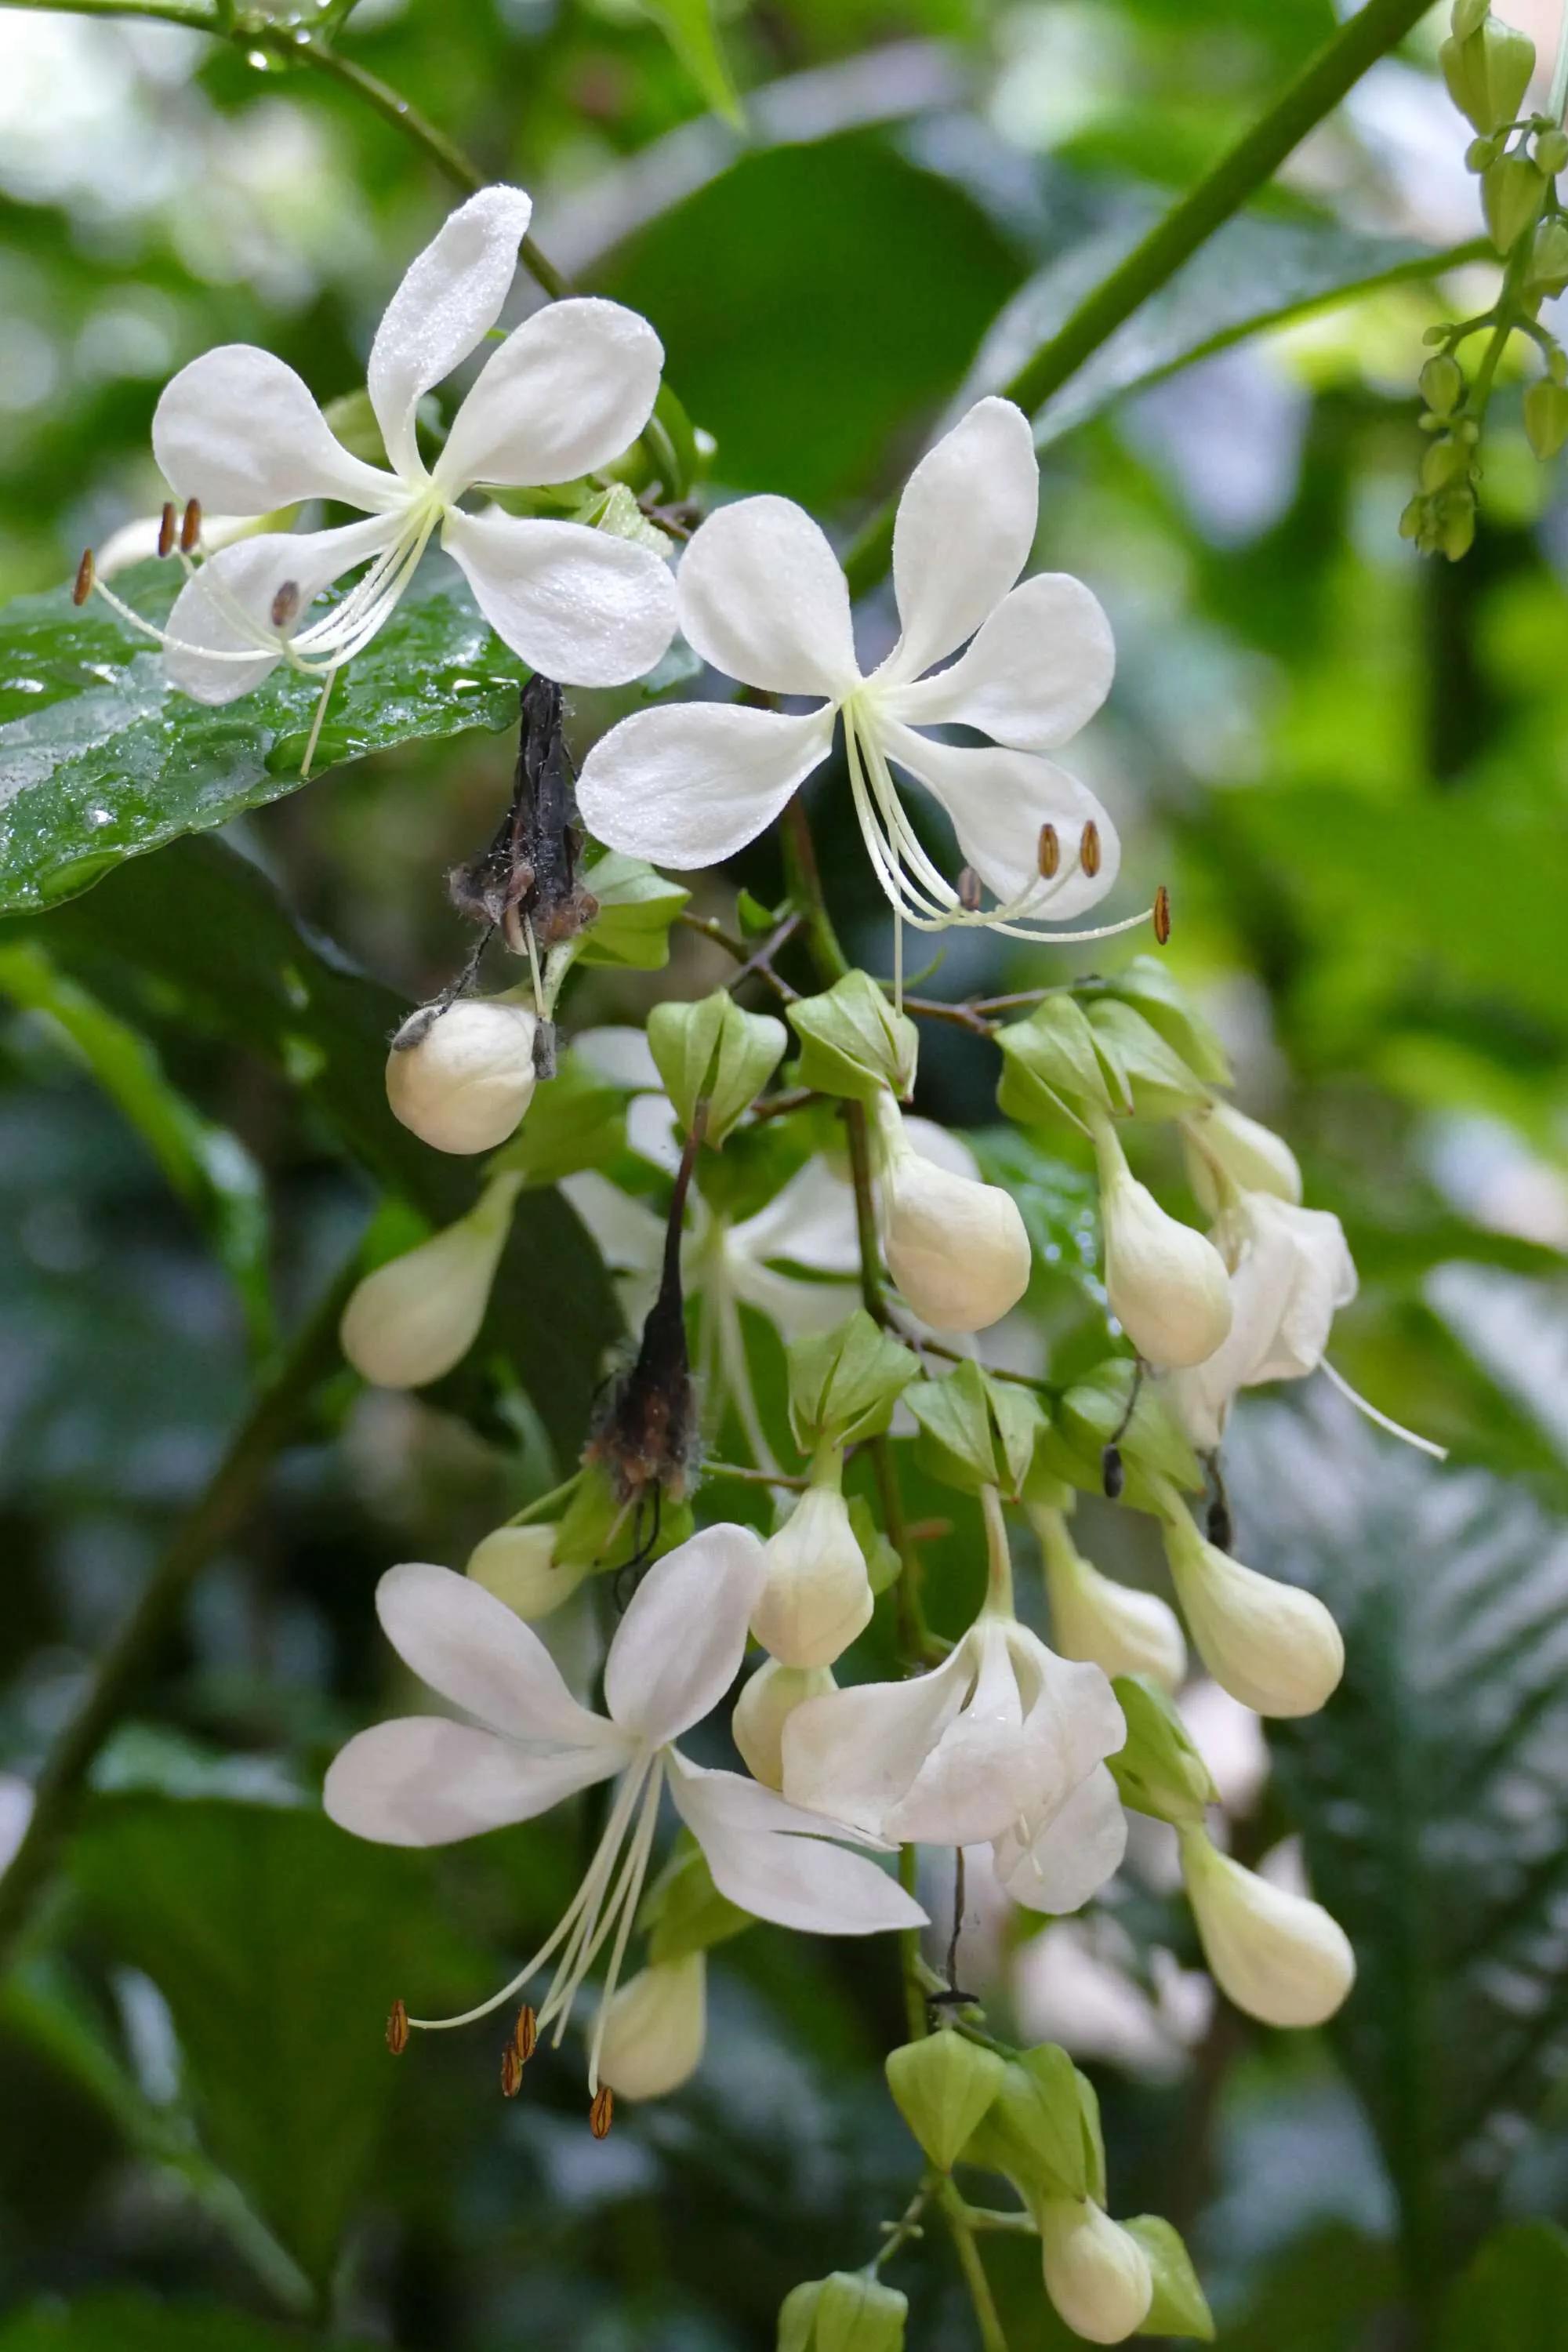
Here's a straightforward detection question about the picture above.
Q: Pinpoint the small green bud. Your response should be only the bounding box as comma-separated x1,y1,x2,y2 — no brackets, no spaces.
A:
778,2271,907,2352
639,1833,754,1965
1421,434,1473,492
1438,488,1478,560
1108,1674,1218,1825
1398,494,1426,540
1483,151,1545,252
995,993,1113,1125
787,970,917,1104
1524,377,1568,456
1124,2216,1217,2341
1450,0,1490,38
1456,415,1482,443
1526,215,1568,294
1535,126,1568,174
1442,19,1535,136
1465,132,1501,172
1418,353,1465,416
786,1308,918,1452
885,2030,1006,2172
647,989,786,1148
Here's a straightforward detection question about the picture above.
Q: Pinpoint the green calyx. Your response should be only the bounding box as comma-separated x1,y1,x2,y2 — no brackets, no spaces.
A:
786,1309,918,1452
778,2270,907,2352
1441,15,1535,137
1108,1674,1218,1825
904,1359,1048,1500
648,988,787,1147
638,1833,754,1965
787,970,918,1105
885,2029,1006,2172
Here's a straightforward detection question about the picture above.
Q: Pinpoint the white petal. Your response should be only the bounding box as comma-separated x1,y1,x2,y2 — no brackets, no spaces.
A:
324,1716,617,1847
880,723,1119,920
887,397,1039,679
375,1559,620,1750
676,495,859,697
604,1523,766,1748
368,183,533,478
888,1621,1029,1846
571,1025,662,1091
161,516,397,706
881,572,1114,750
670,1758,927,1935
728,1154,861,1275
781,1644,973,1836
437,297,664,492
995,1765,1129,1915
442,509,676,686
153,345,398,517
576,700,835,868
560,1171,666,1275
728,1260,862,1341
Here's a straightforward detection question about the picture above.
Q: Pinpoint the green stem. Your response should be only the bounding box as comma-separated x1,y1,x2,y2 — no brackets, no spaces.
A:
842,0,1439,594
0,0,572,298
0,1254,359,1970
938,2179,1012,2352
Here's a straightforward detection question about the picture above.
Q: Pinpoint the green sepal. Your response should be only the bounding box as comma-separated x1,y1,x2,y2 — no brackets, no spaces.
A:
554,1461,695,1570
778,2272,907,2352
577,851,691,971
1441,17,1534,136
907,1363,1049,1501
1127,2216,1216,2339
639,1831,754,1964
787,1309,918,1451
1482,152,1544,253
885,2028,1006,2172
1073,2068,1108,2207
648,988,787,1146
1056,1360,1204,1504
1524,377,1568,456
1109,1675,1218,1825
1085,1000,1213,1120
847,1494,902,1595
1089,957,1233,1088
787,971,917,1104
487,1053,627,1187
1526,217,1568,296
995,995,1111,1124
961,2043,1087,2201
736,887,784,939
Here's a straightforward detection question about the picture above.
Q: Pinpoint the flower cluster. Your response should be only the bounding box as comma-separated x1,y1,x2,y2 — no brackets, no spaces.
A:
119,186,1436,2347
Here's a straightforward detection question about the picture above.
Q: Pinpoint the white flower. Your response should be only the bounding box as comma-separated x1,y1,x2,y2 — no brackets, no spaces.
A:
782,1613,1127,1913
1090,1112,1232,1370
324,1523,924,2090
386,999,539,1157
1178,1823,1355,2028
1159,1507,1343,1719
1030,1504,1187,1691
339,1171,521,1389
733,1659,837,1790
872,1093,1032,1335
752,1476,873,1669
578,397,1130,942
466,1521,587,1621
1182,1101,1302,1215
595,1952,707,2100
1039,2199,1153,2344
128,187,675,703
1170,1192,1357,1450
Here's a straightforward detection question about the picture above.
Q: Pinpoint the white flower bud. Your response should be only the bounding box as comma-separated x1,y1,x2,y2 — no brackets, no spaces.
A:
1179,1825,1354,2027
1183,1101,1302,1215
1032,1505,1186,1691
1160,1510,1343,1719
595,1953,706,2100
339,1173,521,1389
385,999,538,1156
1039,2199,1154,2344
466,1522,586,1620
733,1658,837,1789
874,1095,1030,1335
1092,1117,1232,1370
751,1480,873,1668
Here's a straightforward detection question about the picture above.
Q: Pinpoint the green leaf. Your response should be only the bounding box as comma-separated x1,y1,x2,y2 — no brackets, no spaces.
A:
577,849,690,972
637,0,744,126
0,561,528,916
0,939,272,1353
0,2299,365,2352
1438,2222,1568,2350
68,1796,487,2292
1243,1406,1568,2287
29,837,618,1457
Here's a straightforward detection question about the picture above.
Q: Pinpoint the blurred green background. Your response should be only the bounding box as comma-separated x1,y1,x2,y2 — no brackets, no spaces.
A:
1,0,1567,2346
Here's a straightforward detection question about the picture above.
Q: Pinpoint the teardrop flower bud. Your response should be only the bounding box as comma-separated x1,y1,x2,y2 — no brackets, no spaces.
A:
339,1172,521,1389
885,2027,1005,2172
1179,1825,1355,2027
466,1521,587,1621
1032,1504,1186,1691
873,1094,1030,1334
732,1657,836,1790
1181,1100,1302,1214
1160,1508,1343,1719
1039,2198,1154,2343
595,1952,707,2101
386,999,539,1156
1091,1116,1231,1370
751,1474,873,1668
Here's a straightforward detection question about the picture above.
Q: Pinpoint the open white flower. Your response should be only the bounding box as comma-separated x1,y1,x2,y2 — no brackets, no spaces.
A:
324,1523,924,2092
1170,1193,1358,1450
578,397,1132,943
109,187,675,704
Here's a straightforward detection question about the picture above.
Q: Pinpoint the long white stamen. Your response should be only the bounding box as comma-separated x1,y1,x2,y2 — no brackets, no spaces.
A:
300,664,339,780
586,1766,666,2094
714,1280,785,1481
1319,1359,1450,1459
